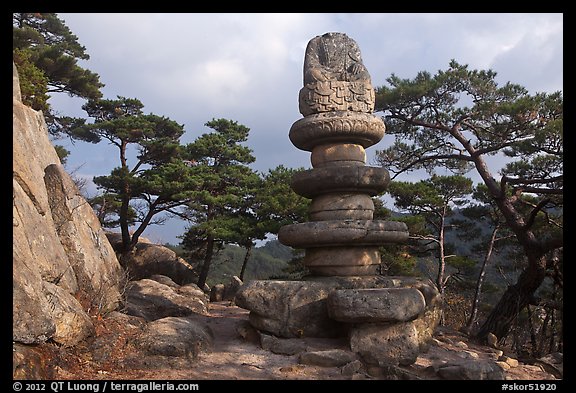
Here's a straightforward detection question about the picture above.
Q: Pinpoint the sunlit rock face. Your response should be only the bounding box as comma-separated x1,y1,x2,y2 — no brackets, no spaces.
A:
13,63,122,347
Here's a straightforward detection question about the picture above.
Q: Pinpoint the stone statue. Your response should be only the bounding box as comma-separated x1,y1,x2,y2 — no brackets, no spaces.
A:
236,33,440,370
299,32,375,116
303,32,371,85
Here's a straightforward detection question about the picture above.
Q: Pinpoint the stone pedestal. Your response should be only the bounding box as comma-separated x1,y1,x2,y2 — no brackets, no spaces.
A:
235,276,442,366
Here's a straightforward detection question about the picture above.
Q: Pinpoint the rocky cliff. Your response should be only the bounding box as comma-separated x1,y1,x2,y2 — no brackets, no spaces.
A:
13,63,123,348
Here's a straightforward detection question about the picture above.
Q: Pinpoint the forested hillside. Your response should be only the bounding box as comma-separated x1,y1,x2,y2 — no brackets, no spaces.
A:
166,240,293,286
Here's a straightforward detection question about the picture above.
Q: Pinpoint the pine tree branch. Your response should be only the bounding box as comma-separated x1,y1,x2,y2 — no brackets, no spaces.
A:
524,198,551,230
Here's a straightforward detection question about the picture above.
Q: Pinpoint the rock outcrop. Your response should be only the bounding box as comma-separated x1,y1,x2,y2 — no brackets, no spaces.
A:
123,276,209,321
210,275,243,302
106,233,198,285
13,62,123,348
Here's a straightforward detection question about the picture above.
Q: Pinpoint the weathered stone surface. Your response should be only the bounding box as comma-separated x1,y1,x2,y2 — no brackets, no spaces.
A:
496,361,511,371
44,164,122,313
223,275,243,301
303,32,371,85
311,143,366,168
235,280,343,338
238,276,441,340
341,359,363,376
13,62,22,101
279,220,408,248
454,340,468,349
350,322,420,366
327,288,426,323
12,254,57,344
178,282,209,303
14,170,77,293
149,274,209,306
299,349,358,367
210,283,225,302
107,235,197,285
299,33,373,116
289,111,385,151
457,350,479,360
42,282,95,346
135,316,213,358
499,355,519,368
149,274,179,288
308,276,442,344
436,360,505,380
299,81,375,116
487,332,498,348
124,278,208,321
304,247,381,276
259,333,307,355
13,63,122,348
289,165,390,198
309,193,374,221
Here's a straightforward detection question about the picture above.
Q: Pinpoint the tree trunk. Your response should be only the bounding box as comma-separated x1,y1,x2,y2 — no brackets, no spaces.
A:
465,226,498,332
119,191,131,252
197,234,215,290
119,141,131,252
129,199,160,250
239,244,253,281
527,306,538,356
475,254,547,343
436,213,446,296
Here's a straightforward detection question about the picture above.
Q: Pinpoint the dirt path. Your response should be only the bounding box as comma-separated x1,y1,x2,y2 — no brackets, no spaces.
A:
140,302,352,380
55,302,351,380
53,302,559,381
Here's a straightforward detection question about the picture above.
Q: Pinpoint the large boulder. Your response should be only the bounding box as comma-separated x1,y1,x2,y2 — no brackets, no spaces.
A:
299,349,358,367
327,288,426,323
436,360,505,380
107,234,197,285
236,276,441,341
210,276,243,302
13,63,122,349
124,278,208,321
44,164,122,312
42,282,96,347
349,322,420,366
135,316,213,358
235,280,344,338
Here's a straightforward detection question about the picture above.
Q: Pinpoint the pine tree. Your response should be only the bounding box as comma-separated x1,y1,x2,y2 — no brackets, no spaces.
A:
180,119,259,289
71,96,192,253
13,13,104,135
374,60,563,342
387,175,473,295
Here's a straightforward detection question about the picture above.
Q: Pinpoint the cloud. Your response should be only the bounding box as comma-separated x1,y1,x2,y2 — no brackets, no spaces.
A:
49,13,562,244
489,15,563,93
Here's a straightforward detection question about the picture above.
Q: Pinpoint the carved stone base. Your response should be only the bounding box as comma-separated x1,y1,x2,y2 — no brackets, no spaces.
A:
235,276,442,366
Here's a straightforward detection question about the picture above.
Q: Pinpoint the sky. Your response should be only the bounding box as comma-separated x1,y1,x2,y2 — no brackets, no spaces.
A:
48,13,563,245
